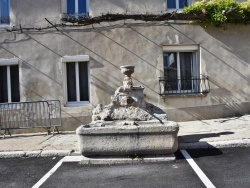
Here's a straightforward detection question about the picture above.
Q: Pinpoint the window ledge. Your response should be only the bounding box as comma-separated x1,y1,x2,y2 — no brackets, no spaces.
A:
0,24,10,28
61,13,90,23
160,93,208,98
166,9,184,13
65,102,90,107
0,104,21,109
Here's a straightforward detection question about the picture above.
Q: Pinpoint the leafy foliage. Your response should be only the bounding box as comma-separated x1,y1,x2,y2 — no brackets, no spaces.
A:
184,0,250,27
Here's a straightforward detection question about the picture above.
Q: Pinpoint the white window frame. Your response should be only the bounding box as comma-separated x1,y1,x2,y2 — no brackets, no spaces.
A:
162,44,200,94
63,0,89,14
166,0,190,12
62,55,90,107
0,0,10,26
0,59,19,103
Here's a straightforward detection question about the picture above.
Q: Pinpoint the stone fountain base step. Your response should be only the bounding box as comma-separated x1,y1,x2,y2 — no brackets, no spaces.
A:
76,121,179,157
78,154,176,165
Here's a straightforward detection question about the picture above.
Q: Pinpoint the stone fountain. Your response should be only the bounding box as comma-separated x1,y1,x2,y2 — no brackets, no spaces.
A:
76,65,179,157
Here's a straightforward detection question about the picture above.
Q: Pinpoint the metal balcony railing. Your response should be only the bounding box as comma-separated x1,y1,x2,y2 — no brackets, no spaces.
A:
159,75,210,96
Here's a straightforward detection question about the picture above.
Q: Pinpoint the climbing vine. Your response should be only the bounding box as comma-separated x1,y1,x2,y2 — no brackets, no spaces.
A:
5,0,250,32
183,0,250,27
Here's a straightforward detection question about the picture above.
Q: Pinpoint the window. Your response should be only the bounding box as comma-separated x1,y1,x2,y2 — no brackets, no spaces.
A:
159,45,210,95
0,0,10,25
0,60,20,103
167,0,189,11
62,56,90,107
66,0,88,17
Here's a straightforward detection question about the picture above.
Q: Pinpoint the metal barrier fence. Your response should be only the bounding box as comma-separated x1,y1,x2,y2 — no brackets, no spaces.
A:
0,100,62,138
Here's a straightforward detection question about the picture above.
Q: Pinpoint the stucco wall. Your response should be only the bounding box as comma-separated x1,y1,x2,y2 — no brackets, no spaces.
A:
90,0,166,15
10,0,62,27
1,0,250,131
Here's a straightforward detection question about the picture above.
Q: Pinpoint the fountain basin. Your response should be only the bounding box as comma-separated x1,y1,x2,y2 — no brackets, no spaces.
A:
76,121,179,156
120,65,135,76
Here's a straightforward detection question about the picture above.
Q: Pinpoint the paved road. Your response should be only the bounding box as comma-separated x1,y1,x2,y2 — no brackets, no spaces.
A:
187,148,250,188
0,157,62,188
1,147,250,188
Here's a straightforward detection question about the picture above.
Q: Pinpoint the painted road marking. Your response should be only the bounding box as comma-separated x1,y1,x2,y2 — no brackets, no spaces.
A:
180,149,216,188
32,156,82,188
33,152,216,188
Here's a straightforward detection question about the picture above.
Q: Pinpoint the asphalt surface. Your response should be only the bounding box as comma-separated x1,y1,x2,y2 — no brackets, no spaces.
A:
41,155,204,188
0,157,62,188
1,147,250,188
188,147,250,188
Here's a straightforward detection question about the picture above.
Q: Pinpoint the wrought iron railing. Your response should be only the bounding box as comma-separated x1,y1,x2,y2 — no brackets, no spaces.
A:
159,75,210,96
0,100,62,138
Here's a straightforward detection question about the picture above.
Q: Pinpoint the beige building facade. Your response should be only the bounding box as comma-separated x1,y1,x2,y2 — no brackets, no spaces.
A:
1,0,250,131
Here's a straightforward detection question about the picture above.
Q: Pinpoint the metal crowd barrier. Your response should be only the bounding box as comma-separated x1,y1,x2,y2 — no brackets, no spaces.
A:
0,100,62,138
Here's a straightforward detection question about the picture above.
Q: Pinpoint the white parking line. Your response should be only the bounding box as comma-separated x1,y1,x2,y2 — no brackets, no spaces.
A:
180,149,216,188
34,152,216,188
32,156,82,188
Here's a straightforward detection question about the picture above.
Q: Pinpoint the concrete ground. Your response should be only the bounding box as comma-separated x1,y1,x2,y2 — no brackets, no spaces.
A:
1,115,250,157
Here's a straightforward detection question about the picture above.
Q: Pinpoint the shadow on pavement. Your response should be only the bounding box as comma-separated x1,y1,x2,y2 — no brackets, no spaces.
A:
176,132,232,159
0,133,49,139
178,131,234,143
175,147,223,160
186,148,223,159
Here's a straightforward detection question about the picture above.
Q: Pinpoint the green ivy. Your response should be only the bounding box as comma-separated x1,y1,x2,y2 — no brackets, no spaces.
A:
183,0,250,27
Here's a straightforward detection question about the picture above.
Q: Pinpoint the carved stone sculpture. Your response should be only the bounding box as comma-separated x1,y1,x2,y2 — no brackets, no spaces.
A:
92,65,167,122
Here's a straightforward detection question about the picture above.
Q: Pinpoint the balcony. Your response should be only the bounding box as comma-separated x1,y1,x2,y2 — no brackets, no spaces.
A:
159,75,210,96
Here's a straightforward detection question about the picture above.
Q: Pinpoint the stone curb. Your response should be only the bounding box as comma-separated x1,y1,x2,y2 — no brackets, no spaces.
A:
0,151,26,158
178,139,250,149
0,150,78,158
79,155,176,165
40,150,73,157
1,139,250,158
